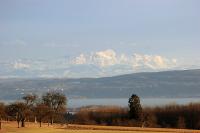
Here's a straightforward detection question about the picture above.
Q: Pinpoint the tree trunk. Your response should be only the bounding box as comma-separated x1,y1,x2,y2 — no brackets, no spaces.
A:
34,116,37,123
51,118,53,125
0,118,2,130
17,121,20,128
39,120,42,127
21,119,25,127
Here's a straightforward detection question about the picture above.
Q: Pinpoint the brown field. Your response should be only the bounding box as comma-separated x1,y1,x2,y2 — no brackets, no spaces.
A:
1,121,200,133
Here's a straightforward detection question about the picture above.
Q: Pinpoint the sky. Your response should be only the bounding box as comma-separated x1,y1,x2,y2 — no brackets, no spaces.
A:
0,0,200,78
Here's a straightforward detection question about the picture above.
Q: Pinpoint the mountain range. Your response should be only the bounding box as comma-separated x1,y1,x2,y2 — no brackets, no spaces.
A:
0,69,200,100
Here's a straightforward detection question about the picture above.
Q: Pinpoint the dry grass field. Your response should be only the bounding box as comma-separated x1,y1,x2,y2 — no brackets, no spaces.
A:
1,121,200,133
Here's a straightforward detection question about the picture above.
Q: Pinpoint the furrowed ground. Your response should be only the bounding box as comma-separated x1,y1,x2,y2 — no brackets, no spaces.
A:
1,121,200,133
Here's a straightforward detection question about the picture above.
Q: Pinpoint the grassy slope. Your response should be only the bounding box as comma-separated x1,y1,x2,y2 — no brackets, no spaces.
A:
1,121,200,133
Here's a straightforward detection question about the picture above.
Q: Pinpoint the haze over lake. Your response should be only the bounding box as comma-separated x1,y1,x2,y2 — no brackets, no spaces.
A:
2,97,200,109
67,98,200,108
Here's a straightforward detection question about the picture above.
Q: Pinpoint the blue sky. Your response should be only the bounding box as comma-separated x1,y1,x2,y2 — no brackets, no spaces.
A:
0,0,200,78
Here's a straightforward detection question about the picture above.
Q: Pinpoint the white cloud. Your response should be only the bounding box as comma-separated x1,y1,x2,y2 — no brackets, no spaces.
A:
72,49,118,67
131,54,174,70
13,62,30,69
172,59,177,64
1,49,179,78
72,49,177,71
74,54,87,65
91,49,117,67
153,56,167,68
119,54,129,64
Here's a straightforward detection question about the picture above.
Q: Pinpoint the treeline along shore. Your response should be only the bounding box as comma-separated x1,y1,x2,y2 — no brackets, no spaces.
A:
1,92,200,130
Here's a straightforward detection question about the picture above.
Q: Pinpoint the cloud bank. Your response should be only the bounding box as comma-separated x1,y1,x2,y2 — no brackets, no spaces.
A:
13,62,30,69
0,49,179,78
73,49,177,70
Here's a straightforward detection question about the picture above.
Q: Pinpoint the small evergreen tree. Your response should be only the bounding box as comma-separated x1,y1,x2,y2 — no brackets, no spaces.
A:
128,94,143,121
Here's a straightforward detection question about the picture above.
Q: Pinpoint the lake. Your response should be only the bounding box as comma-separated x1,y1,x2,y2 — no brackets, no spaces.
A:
1,97,200,108
68,98,200,108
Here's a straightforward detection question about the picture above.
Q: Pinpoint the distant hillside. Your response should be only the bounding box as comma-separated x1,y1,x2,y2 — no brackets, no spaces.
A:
1,69,200,100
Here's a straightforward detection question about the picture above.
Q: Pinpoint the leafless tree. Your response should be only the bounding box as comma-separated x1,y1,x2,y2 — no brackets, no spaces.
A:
42,91,67,124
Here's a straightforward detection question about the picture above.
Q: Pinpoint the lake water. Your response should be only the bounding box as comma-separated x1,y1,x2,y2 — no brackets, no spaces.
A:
68,98,200,108
1,98,200,108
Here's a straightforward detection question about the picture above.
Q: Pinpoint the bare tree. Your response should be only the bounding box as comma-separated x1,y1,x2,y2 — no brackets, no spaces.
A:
22,94,37,122
6,102,28,128
35,103,50,127
177,116,186,129
42,91,67,124
22,94,37,107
